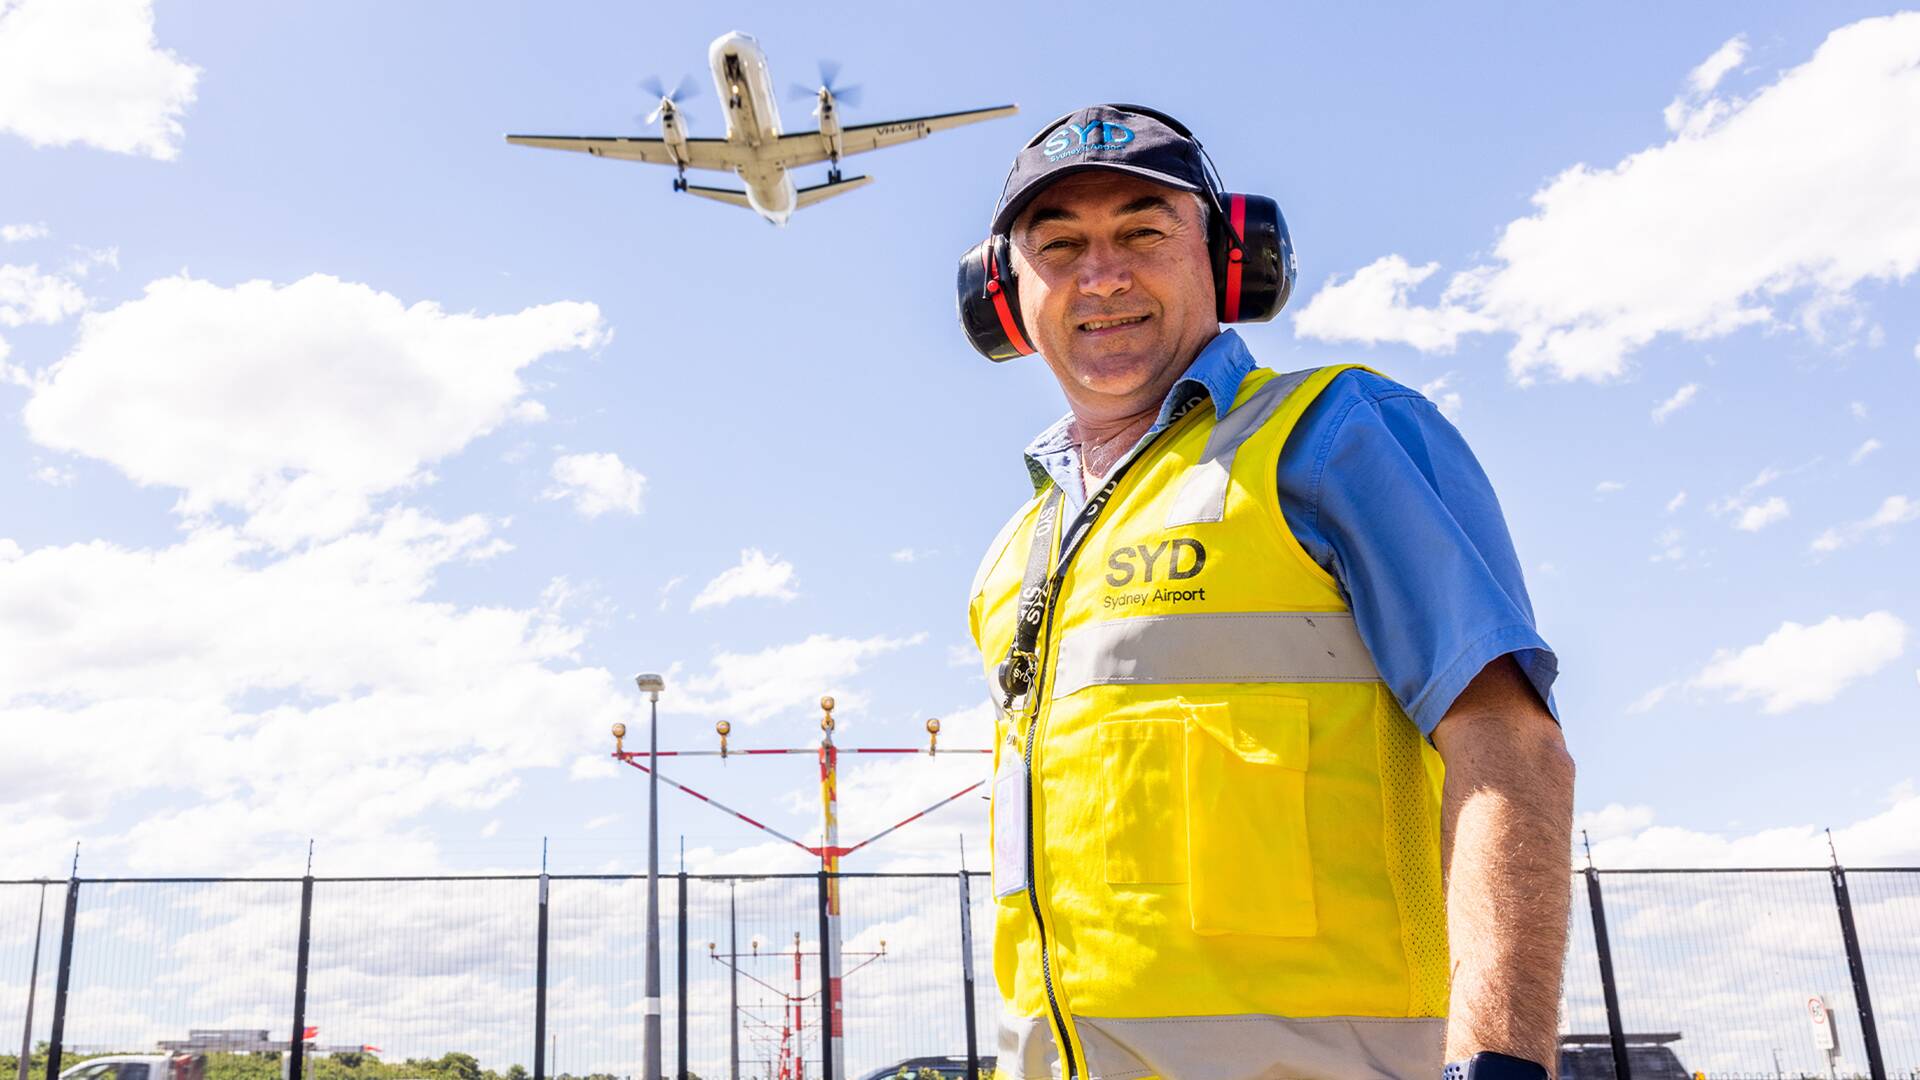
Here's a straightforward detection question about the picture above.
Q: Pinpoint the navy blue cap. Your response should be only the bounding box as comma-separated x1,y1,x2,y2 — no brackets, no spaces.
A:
991,104,1211,235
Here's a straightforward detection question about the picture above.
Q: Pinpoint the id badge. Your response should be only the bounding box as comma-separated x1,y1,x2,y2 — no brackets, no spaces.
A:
992,730,1030,899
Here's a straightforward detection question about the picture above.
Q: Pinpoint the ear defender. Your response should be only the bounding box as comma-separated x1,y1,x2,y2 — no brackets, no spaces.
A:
956,233,1036,362
1209,193,1295,325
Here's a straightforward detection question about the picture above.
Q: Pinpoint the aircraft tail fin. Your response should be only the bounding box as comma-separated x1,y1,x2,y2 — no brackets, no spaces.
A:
684,184,751,208
795,174,872,209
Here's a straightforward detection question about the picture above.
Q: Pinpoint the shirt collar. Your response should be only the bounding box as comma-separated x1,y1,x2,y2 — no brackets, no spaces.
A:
1022,329,1255,495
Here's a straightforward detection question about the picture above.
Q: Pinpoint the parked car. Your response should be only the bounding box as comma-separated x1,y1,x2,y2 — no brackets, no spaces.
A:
1559,1033,1694,1080
59,1055,205,1080
856,1055,997,1080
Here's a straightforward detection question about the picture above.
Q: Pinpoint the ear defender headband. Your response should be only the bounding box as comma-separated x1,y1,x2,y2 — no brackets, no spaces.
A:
956,104,1296,362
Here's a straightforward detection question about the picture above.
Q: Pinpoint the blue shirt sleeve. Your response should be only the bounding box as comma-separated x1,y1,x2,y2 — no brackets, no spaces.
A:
1277,369,1559,735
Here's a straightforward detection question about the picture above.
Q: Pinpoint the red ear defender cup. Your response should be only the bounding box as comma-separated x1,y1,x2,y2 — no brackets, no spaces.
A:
1209,193,1294,324
956,234,1037,361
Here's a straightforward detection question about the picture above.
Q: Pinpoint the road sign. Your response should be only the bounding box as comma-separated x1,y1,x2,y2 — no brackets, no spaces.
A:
1808,994,1837,1052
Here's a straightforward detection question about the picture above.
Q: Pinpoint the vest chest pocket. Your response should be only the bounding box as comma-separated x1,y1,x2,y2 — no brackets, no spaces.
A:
1183,694,1317,937
1098,719,1188,884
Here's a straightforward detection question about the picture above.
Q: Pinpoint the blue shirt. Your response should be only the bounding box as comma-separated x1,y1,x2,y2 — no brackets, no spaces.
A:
1021,330,1558,735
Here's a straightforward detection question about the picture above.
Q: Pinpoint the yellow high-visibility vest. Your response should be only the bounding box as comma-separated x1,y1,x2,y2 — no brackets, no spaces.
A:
968,365,1449,1080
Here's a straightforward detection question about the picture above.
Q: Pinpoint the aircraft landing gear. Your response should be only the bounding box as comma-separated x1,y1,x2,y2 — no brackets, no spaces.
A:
827,158,843,184
673,167,687,192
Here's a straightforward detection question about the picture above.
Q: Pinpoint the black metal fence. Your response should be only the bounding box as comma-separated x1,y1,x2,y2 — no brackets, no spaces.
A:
3,867,1916,1080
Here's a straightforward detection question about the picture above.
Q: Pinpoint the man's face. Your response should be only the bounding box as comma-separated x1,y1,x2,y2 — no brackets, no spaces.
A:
1010,172,1217,416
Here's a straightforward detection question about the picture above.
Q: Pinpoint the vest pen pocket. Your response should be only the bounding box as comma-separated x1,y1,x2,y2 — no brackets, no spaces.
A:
1098,717,1188,884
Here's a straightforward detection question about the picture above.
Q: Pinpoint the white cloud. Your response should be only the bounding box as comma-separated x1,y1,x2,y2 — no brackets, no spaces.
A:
1586,783,1920,867
20,273,605,546
1665,490,1688,514
63,245,118,279
890,547,937,564
675,632,925,725
656,574,685,612
1648,528,1685,564
583,813,618,831
0,263,86,326
1687,36,1747,97
0,0,199,160
1732,494,1789,532
1594,479,1626,495
1849,437,1882,465
1417,373,1462,420
1576,803,1658,843
568,754,619,781
1850,400,1868,419
1,222,47,243
1626,682,1672,713
544,451,645,518
1687,611,1908,714
1290,254,1495,353
690,548,799,611
1810,494,1919,552
0,509,640,875
1712,466,1793,532
1295,16,1920,381
31,462,71,485
1650,382,1699,423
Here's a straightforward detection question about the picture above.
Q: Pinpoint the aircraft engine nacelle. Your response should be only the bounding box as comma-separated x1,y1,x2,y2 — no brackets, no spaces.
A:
657,103,689,154
814,89,846,167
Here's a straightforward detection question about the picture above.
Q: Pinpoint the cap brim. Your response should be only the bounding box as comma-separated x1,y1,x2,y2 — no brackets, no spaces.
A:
992,161,1204,235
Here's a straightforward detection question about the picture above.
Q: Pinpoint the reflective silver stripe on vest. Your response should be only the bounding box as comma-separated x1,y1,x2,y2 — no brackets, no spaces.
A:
1164,367,1316,528
1049,612,1379,699
1001,1012,1444,1080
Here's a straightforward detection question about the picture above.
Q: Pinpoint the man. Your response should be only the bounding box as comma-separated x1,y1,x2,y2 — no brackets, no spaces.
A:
963,105,1574,1080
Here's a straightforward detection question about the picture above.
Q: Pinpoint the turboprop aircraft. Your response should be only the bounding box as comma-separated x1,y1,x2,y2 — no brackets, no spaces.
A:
507,31,1018,226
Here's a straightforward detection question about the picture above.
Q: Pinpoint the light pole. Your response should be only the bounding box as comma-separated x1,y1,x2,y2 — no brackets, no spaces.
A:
635,672,667,1080
729,882,740,1080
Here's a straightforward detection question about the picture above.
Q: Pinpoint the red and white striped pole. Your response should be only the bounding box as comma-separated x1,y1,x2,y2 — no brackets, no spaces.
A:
817,695,845,1080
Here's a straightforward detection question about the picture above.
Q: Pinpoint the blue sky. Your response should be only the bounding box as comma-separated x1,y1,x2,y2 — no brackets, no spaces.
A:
3,0,1918,884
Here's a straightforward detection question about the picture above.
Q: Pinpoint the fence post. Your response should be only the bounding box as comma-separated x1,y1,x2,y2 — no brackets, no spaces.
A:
288,873,315,1080
535,869,549,1080
1829,865,1886,1080
958,872,980,1080
17,883,47,1080
677,870,688,1080
816,871,834,1080
1584,867,1631,1080
43,878,78,1080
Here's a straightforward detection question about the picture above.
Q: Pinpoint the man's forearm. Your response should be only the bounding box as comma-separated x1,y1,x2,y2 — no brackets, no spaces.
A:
1434,659,1576,1072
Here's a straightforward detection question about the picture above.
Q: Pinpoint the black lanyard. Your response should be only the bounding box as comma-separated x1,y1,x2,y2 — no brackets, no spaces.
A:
997,393,1206,709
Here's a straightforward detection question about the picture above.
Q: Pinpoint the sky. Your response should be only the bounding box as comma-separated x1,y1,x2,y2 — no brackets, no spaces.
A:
4,1,1920,1074
2,0,1920,899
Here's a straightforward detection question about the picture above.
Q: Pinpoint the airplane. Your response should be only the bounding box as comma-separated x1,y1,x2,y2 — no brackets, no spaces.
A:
506,31,1018,226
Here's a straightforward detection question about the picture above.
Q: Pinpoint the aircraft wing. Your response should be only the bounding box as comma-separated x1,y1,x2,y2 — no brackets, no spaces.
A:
770,104,1019,168
505,134,742,173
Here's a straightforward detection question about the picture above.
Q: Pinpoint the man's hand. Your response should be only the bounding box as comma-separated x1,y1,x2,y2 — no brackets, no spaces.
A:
1431,654,1575,1074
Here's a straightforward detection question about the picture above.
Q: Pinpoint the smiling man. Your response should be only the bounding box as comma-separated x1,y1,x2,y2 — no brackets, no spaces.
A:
963,105,1575,1080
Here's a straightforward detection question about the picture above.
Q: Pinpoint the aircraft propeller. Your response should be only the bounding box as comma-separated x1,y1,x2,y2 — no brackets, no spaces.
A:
787,59,863,109
640,74,701,127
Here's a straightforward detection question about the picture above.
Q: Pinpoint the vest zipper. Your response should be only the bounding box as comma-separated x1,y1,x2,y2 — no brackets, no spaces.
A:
1020,582,1080,1080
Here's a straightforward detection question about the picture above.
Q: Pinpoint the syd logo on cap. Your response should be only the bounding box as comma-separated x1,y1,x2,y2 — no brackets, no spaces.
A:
1042,120,1134,161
